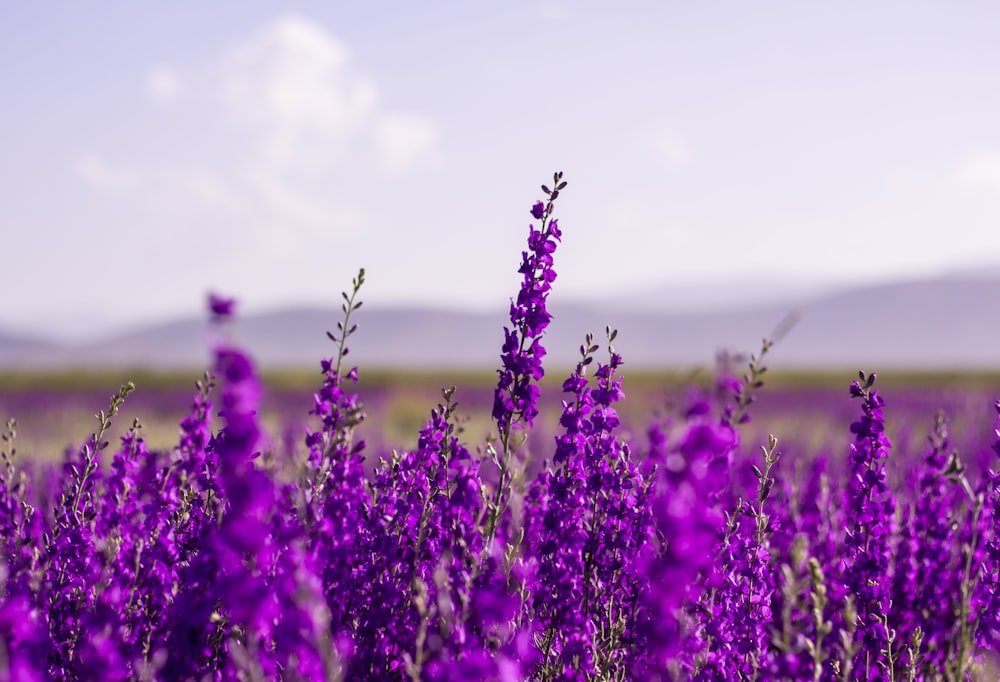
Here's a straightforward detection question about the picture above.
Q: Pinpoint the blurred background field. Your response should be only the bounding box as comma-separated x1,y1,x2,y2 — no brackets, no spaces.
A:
6,367,1000,485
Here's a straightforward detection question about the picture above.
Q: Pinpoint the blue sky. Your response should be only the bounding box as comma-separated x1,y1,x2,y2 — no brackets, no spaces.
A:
4,3,1000,339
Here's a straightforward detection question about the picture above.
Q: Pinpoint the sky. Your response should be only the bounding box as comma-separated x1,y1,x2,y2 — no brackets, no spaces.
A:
3,2,1000,340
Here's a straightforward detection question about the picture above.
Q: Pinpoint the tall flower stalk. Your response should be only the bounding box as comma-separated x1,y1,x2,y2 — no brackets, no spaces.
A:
841,371,897,679
485,172,566,551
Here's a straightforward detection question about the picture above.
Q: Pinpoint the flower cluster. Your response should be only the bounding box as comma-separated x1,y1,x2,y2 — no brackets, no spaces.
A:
5,174,1000,681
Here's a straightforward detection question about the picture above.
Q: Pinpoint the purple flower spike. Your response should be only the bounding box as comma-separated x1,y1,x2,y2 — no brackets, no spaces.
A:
486,172,566,548
493,175,565,437
840,371,897,676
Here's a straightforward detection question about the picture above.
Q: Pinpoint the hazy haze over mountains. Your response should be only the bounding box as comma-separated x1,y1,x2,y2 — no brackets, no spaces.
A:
2,272,1000,371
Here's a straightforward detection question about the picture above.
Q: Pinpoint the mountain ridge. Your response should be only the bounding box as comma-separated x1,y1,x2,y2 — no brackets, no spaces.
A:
2,274,1000,370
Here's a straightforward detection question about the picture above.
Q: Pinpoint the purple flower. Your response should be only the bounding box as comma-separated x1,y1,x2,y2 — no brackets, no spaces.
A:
487,172,566,549
0,596,46,681
523,332,651,679
839,372,897,677
208,292,236,319
975,401,1000,650
635,415,737,674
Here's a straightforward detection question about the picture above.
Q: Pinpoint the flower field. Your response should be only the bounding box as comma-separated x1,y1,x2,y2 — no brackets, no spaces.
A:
3,173,1000,680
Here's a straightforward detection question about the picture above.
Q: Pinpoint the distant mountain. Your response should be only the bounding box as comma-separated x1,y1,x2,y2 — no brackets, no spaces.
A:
764,276,1000,368
590,278,844,314
550,274,1000,369
4,274,1000,370
0,328,65,366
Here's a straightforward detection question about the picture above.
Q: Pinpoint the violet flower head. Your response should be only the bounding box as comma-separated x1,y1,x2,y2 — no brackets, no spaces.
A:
841,371,897,675
485,173,566,551
889,411,964,667
492,173,566,434
976,400,1000,650
636,415,737,673
0,595,46,682
208,292,236,320
526,335,600,677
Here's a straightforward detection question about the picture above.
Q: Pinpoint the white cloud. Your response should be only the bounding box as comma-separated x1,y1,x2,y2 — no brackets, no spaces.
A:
81,15,438,244
217,14,441,178
957,156,1000,194
75,155,140,191
242,165,341,230
222,15,379,171
374,113,440,177
647,126,692,170
146,65,181,103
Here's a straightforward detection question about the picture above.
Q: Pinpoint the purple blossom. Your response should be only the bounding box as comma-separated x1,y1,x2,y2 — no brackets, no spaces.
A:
840,372,897,679
486,172,566,553
975,401,1000,651
208,292,236,319
635,415,738,675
